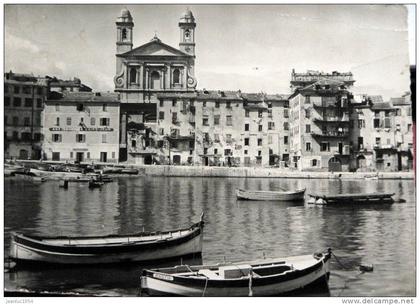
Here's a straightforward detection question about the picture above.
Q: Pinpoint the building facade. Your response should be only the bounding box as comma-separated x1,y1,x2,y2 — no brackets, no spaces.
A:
288,71,353,171
43,92,120,163
4,71,49,160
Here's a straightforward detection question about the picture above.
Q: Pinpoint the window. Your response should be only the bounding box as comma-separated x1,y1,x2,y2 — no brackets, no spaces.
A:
87,152,91,159
245,110,250,117
52,134,62,142
284,136,288,144
159,111,165,120
312,159,317,167
173,69,180,84
258,138,263,146
14,86,20,94
396,109,401,116
23,86,31,94
321,142,330,152
66,117,72,126
244,150,248,155
258,125,263,132
408,124,412,132
358,119,365,128
33,133,42,141
91,118,95,126
55,104,60,111
226,115,232,126
204,148,208,155
77,103,84,111
12,116,19,125
305,96,310,104
268,109,273,118
159,100,164,107
258,150,262,156
102,134,107,143
103,104,107,112
226,134,232,143
268,135,272,144
305,124,311,133
214,115,220,125
55,117,60,126
24,98,32,107
224,149,231,156
387,138,391,145
13,131,19,140
100,118,110,126
159,128,164,135
384,117,391,128
373,118,380,128
214,148,218,155
52,152,60,161
375,137,381,145
122,28,127,39
244,138,249,146
37,87,43,95
36,99,42,108
13,97,21,107
245,123,249,131
305,108,311,118
129,68,137,83
203,101,207,108
214,134,220,142
24,117,30,126
284,109,289,118
284,122,289,130
5,97,10,107
306,142,311,151
385,111,390,117
226,101,231,109
215,101,220,108
172,99,177,107
76,134,86,143
258,110,263,118
202,116,209,126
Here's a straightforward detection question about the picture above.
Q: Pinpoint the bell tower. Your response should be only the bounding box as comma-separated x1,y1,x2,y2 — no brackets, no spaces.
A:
116,8,133,75
179,9,196,57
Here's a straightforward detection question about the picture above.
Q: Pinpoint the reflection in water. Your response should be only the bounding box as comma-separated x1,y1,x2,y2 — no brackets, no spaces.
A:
4,177,415,297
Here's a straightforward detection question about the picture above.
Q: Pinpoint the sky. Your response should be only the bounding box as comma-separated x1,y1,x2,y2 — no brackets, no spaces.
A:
4,4,414,100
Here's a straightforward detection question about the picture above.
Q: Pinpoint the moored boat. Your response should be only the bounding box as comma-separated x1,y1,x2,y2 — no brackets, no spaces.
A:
140,249,331,297
308,192,395,205
9,214,204,265
121,168,139,175
236,188,305,201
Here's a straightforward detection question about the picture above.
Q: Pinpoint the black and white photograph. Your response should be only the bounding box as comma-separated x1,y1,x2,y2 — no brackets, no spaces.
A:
3,2,416,301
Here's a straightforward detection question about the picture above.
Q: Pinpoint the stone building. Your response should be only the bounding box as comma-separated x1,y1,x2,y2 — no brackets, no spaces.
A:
43,92,120,163
48,76,92,93
4,71,49,159
113,8,198,162
288,72,352,171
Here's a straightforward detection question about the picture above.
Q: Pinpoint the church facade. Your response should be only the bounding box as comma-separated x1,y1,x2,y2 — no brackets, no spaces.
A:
114,8,197,104
114,8,198,163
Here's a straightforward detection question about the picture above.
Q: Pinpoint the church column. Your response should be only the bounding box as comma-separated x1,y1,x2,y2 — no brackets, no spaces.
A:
145,67,149,89
124,64,128,88
161,67,166,89
166,64,171,89
184,66,188,89
139,65,144,89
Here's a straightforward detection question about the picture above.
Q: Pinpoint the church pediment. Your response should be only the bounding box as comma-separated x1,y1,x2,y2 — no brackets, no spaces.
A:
119,39,192,57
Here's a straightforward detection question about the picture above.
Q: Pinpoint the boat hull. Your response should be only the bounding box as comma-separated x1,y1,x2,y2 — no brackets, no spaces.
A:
141,253,330,297
10,223,203,265
236,188,305,201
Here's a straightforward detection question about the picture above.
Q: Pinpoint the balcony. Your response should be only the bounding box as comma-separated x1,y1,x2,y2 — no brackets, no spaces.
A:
188,114,195,125
129,146,158,155
313,116,349,124
311,131,349,138
374,144,396,151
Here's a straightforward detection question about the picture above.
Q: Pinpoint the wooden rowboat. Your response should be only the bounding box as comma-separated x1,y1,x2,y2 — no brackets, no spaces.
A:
308,192,395,205
9,215,204,265
140,249,331,297
236,188,305,201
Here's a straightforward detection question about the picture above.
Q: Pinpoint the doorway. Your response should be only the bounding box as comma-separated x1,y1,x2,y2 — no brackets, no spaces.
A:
76,152,84,163
100,152,107,163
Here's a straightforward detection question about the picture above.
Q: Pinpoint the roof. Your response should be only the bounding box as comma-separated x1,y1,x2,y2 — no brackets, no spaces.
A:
265,94,289,101
367,95,383,104
118,38,192,57
371,102,395,111
47,92,120,103
390,97,411,106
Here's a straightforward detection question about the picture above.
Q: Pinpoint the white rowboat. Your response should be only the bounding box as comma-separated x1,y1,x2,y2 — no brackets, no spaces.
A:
236,188,306,201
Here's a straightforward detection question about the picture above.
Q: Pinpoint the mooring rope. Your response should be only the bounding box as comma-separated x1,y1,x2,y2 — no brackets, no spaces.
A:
202,276,209,297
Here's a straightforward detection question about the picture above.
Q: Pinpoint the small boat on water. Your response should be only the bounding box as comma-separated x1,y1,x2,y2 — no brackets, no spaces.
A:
9,214,204,265
140,249,331,297
13,169,46,182
88,180,104,188
236,188,306,201
308,192,395,205
121,168,139,175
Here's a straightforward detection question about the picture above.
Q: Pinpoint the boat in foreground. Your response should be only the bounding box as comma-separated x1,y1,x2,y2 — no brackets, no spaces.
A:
140,249,331,297
10,215,204,265
236,188,306,201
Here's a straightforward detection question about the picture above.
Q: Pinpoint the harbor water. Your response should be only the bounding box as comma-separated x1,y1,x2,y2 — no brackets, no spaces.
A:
4,176,415,296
